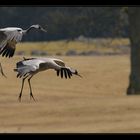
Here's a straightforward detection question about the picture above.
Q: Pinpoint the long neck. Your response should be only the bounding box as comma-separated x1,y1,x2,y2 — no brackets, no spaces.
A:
25,26,34,34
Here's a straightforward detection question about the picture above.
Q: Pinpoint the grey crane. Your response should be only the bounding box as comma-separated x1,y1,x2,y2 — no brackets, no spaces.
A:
14,57,82,102
0,24,47,77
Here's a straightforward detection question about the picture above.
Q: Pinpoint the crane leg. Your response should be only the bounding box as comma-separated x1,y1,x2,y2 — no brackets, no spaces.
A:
0,63,7,78
28,75,35,101
18,76,28,102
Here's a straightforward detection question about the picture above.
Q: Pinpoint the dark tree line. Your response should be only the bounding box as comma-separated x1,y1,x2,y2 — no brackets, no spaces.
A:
0,7,128,41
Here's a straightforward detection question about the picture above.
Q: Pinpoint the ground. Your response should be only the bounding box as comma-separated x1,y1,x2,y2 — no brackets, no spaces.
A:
0,55,139,133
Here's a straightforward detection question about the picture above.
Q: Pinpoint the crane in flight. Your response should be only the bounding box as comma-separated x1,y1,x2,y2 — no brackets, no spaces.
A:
14,57,82,102
0,24,47,77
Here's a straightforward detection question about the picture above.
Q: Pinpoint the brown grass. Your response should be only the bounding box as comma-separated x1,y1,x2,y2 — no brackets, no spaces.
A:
0,54,140,133
16,38,130,55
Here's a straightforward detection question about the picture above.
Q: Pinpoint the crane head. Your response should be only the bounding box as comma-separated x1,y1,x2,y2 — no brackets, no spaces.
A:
74,70,82,78
31,24,47,32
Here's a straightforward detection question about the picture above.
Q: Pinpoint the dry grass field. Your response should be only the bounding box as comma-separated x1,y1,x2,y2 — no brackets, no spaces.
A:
16,38,130,55
0,54,140,133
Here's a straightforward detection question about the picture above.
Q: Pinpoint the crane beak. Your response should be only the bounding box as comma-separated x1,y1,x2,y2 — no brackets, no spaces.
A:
74,70,82,78
75,72,82,78
77,74,83,78
41,27,47,32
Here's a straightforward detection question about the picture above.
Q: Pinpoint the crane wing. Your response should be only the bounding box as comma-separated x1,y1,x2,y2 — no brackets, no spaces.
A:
14,58,43,78
14,63,37,78
14,66,36,78
0,30,23,58
0,31,7,42
56,67,72,79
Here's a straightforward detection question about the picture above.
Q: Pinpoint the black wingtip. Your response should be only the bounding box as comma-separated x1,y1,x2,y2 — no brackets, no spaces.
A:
56,70,60,76
0,45,15,58
60,69,63,78
60,68,72,79
56,68,73,79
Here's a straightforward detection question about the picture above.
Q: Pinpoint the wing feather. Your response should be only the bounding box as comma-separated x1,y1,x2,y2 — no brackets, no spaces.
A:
56,68,72,79
14,59,39,78
0,30,23,58
0,31,7,42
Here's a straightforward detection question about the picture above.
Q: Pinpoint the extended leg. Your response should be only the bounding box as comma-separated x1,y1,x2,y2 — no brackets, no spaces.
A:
18,76,28,102
0,63,7,78
28,75,35,101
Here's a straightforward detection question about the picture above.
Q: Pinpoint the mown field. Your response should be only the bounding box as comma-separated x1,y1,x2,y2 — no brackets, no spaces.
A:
0,40,140,133
16,38,130,55
1,53,140,133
